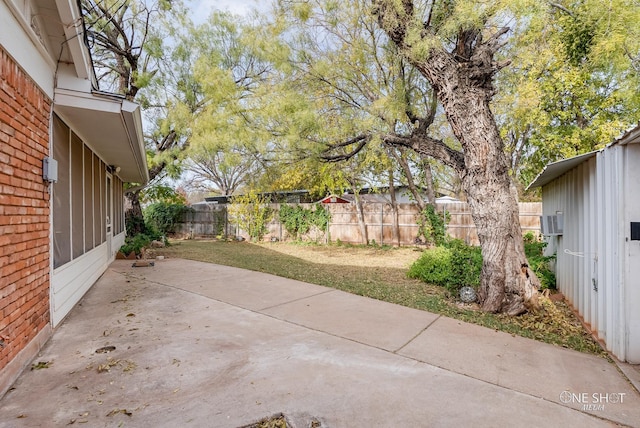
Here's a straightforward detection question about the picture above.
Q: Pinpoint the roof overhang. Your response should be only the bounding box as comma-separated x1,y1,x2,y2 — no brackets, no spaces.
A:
54,88,149,184
613,123,640,146
527,123,640,191
526,150,599,190
52,0,93,81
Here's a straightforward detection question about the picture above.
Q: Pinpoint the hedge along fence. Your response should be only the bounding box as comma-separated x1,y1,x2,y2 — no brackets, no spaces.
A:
175,201,542,246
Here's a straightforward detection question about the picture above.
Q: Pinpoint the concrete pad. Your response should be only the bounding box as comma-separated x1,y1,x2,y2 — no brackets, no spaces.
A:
0,266,613,428
264,289,440,352
1,259,638,427
398,316,640,426
112,259,331,311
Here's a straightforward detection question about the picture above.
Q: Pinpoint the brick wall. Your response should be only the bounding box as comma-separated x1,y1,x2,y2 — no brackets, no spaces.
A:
0,47,52,372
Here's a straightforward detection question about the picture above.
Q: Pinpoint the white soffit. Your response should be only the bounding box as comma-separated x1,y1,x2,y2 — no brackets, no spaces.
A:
53,0,92,79
54,88,149,184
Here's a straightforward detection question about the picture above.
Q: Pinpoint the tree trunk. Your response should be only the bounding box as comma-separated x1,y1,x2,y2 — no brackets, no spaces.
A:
418,55,539,314
391,148,428,211
421,159,436,206
125,190,145,236
353,191,369,245
374,0,540,314
388,167,400,246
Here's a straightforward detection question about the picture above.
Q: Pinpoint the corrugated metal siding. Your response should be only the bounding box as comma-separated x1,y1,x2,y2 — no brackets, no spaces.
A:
625,144,640,362
542,145,637,361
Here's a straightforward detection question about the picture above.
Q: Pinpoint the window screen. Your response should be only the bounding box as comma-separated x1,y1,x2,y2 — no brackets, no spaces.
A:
84,146,94,250
93,153,102,245
53,116,71,268
71,133,84,258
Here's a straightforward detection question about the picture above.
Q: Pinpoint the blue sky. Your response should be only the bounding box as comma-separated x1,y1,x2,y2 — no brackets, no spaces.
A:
190,0,269,19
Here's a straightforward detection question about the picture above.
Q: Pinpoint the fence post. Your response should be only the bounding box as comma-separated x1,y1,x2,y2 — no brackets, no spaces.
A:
380,203,384,245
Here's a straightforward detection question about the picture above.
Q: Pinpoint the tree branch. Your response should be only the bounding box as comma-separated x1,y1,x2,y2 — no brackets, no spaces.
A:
321,134,371,162
381,133,465,173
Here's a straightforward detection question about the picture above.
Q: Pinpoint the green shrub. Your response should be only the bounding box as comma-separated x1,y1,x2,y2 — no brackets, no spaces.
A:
144,202,192,236
407,246,453,286
119,233,158,256
445,239,482,290
523,232,557,290
408,239,482,295
408,234,557,297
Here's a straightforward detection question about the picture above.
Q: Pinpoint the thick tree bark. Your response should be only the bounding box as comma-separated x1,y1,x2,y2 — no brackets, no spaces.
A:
125,189,145,236
374,0,539,314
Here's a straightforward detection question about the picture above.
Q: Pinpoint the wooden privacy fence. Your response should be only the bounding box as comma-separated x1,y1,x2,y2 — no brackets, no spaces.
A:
176,201,541,246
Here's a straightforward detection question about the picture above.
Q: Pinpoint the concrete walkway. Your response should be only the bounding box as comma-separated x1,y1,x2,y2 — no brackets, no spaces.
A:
1,258,639,427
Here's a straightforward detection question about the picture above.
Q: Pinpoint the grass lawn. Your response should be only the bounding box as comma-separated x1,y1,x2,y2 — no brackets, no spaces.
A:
154,239,606,356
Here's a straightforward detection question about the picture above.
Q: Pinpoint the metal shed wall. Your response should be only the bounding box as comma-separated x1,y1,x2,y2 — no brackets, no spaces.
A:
541,144,639,362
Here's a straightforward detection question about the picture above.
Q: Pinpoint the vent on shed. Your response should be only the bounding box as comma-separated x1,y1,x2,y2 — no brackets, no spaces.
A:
540,214,564,236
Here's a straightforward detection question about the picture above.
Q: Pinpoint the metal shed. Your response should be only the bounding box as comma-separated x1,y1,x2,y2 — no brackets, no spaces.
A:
528,124,640,363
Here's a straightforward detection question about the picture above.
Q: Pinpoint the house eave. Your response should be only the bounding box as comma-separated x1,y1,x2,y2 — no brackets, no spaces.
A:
53,88,149,184
54,0,93,81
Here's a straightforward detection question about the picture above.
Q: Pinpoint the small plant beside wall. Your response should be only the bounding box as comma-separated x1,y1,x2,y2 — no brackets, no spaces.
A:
523,232,556,290
229,191,273,242
417,205,449,246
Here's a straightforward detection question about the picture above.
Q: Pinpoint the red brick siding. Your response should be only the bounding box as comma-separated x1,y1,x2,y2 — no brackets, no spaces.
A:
0,47,51,371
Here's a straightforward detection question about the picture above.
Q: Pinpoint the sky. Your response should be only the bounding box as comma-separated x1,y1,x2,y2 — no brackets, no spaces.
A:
189,0,269,20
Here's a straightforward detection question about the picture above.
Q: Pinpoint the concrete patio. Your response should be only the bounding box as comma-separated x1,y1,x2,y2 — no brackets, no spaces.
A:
1,258,639,427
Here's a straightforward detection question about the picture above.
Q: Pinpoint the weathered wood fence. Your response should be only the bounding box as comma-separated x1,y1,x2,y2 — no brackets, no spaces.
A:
176,201,541,246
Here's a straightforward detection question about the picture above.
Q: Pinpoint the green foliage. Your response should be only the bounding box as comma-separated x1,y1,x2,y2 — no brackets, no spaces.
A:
407,246,453,287
119,233,160,257
445,239,483,290
125,209,147,238
140,185,188,205
278,204,330,241
417,204,449,246
144,202,192,236
496,0,640,190
229,191,274,242
409,234,557,294
558,13,595,67
523,232,557,290
407,239,481,295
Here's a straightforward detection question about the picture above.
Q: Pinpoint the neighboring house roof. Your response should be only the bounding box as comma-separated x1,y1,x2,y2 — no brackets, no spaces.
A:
318,195,351,204
527,123,640,190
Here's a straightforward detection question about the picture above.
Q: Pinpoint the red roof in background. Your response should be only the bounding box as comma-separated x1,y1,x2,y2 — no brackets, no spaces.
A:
318,195,351,204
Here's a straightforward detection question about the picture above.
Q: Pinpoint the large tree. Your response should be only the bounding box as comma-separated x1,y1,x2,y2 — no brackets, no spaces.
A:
370,0,540,314
82,0,196,233
181,12,274,197
266,0,538,313
494,0,640,190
